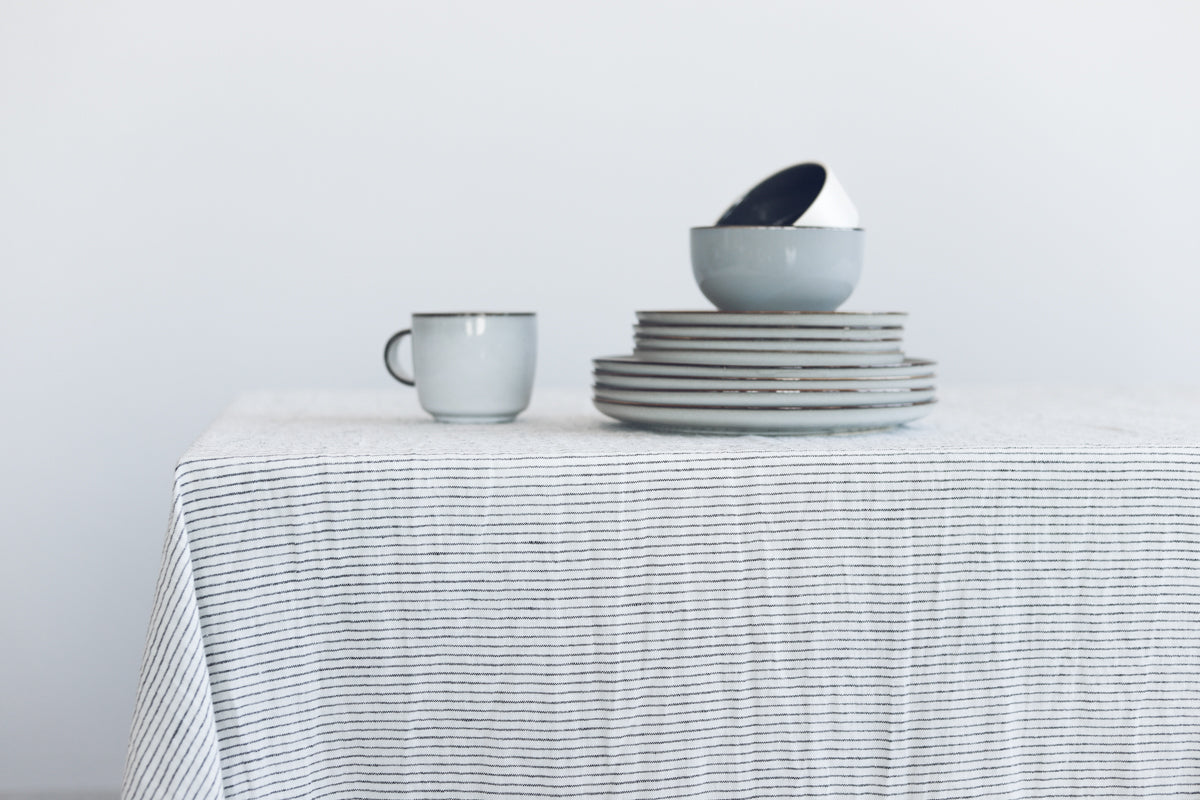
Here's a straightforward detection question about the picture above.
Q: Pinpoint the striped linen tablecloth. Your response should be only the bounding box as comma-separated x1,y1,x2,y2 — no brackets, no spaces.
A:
123,386,1200,799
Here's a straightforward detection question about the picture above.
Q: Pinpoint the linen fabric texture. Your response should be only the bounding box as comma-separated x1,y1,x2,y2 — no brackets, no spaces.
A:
123,389,1200,799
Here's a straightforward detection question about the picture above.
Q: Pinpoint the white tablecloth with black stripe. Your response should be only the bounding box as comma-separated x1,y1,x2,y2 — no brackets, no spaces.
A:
123,387,1200,799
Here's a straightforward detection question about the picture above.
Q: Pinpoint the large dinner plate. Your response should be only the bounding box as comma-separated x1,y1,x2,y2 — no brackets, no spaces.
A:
594,385,937,408
631,347,906,367
634,324,904,341
594,369,936,391
593,397,936,434
595,356,936,379
634,335,901,353
637,310,907,327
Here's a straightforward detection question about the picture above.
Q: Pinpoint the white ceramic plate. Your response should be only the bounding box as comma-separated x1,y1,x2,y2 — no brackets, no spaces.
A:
594,385,936,408
634,335,901,353
637,310,907,327
635,323,903,341
593,398,936,434
631,347,906,367
594,369,937,391
594,356,936,379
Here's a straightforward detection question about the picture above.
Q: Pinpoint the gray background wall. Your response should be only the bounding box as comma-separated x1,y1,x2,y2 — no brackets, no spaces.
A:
2,0,1199,794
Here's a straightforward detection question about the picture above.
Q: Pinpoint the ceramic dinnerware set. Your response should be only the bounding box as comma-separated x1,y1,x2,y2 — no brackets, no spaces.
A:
592,163,937,435
593,310,936,434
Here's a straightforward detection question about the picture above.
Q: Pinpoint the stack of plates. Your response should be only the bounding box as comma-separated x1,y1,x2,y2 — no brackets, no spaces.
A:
593,310,936,434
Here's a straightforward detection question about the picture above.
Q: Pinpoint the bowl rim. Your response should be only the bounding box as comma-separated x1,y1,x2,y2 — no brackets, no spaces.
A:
411,311,536,318
691,225,864,232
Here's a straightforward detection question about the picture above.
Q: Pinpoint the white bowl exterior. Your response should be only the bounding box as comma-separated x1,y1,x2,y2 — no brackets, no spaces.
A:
795,166,860,228
690,227,864,312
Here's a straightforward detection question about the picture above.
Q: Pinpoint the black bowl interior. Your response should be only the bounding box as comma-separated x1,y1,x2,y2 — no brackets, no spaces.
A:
716,163,826,226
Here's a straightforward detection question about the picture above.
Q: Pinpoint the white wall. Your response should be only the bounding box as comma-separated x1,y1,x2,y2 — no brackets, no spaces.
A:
2,0,1198,792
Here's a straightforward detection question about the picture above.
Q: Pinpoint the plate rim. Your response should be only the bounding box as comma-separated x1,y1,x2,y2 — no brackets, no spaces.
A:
592,396,937,433
594,367,937,383
634,311,909,330
630,348,909,366
596,355,936,369
634,333,905,344
594,383,935,395
636,310,908,317
633,326,902,338
594,397,938,412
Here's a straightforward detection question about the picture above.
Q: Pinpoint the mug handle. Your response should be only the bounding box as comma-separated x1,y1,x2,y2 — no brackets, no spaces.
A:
383,329,415,386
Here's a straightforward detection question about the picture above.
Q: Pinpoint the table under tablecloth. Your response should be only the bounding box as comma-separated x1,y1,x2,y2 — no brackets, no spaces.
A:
123,386,1200,799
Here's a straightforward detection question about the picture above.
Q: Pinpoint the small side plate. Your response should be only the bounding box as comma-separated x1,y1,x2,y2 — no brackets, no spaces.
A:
631,348,907,367
637,310,908,327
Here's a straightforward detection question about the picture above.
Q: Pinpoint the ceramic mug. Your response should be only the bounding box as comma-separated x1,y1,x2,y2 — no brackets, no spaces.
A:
384,312,537,423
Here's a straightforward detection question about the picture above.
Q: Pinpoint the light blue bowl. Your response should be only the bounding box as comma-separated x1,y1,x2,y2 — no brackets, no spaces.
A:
690,226,864,312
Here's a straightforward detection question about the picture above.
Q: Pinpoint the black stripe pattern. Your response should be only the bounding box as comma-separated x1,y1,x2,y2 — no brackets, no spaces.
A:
122,392,1200,799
